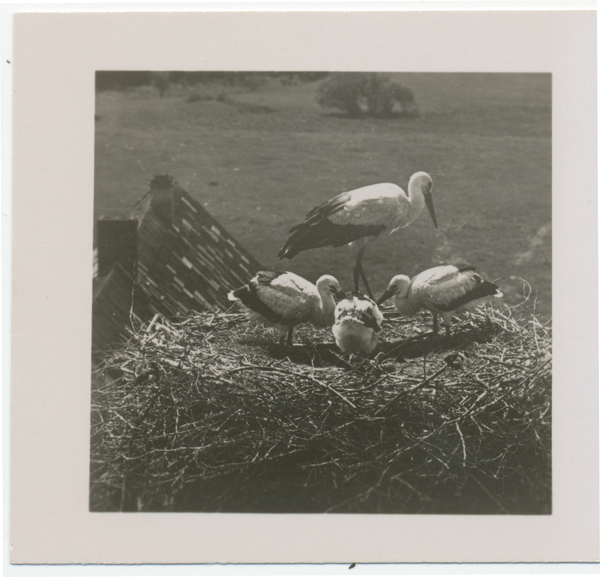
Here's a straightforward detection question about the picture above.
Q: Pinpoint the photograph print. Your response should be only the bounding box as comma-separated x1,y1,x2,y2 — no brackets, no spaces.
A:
90,71,551,514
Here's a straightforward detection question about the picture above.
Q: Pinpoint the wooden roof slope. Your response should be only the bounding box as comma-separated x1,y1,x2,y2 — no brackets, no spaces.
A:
92,174,263,358
132,174,263,321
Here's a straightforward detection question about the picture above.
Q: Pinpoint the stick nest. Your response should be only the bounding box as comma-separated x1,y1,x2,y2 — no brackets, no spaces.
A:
91,304,551,513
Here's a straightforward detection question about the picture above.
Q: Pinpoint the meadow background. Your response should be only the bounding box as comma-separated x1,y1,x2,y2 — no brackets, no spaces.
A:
94,72,551,321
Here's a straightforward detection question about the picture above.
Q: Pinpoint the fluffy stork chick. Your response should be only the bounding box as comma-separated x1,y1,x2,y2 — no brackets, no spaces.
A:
228,271,345,346
377,265,503,336
332,295,384,356
278,172,438,299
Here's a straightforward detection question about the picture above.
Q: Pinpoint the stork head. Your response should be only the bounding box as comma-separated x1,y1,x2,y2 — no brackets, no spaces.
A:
410,171,433,193
316,275,346,300
410,172,438,229
377,274,411,305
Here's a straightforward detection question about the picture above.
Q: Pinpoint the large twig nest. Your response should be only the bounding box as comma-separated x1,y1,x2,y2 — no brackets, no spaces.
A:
91,304,551,513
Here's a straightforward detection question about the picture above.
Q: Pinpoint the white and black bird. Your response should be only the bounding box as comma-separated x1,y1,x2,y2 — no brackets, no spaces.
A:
278,172,438,299
228,271,345,346
332,294,384,356
377,265,503,336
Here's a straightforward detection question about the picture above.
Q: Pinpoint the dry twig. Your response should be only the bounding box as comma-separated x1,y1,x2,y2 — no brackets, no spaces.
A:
90,305,551,514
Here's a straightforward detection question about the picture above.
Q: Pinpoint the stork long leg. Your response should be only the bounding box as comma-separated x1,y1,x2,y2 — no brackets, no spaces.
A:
442,313,452,336
353,246,373,299
359,268,373,300
352,256,361,294
432,313,439,335
286,327,294,347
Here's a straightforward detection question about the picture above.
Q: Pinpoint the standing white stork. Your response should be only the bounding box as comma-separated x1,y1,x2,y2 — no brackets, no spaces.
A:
228,271,345,346
377,265,503,336
332,294,384,355
278,171,438,299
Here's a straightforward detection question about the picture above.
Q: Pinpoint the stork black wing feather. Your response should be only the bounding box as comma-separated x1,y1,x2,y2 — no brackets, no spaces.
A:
231,274,285,324
305,191,352,220
360,308,382,332
278,189,389,259
278,220,385,259
433,280,501,312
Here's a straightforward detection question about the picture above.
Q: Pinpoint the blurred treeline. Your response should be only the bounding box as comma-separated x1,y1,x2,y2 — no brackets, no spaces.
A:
95,71,329,91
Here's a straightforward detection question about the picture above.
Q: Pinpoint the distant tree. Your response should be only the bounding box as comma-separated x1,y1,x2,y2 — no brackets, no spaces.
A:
388,81,419,117
316,73,419,118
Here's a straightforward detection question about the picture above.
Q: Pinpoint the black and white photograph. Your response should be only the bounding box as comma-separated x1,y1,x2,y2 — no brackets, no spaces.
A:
90,70,552,514
9,9,597,565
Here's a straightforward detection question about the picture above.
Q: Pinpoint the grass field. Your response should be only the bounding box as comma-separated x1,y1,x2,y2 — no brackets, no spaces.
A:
95,73,551,320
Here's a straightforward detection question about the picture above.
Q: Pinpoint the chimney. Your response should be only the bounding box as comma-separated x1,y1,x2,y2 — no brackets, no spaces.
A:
96,218,138,278
149,174,175,225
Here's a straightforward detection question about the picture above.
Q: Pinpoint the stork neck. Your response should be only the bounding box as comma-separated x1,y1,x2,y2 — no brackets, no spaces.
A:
405,181,426,224
315,288,337,326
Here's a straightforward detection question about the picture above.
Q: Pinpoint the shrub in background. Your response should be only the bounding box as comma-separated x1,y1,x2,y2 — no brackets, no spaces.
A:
317,73,419,118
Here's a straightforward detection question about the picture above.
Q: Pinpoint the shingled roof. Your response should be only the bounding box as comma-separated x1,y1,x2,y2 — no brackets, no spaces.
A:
133,174,263,319
92,175,263,358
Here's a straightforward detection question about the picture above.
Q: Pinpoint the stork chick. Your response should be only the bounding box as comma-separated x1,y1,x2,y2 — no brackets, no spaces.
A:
332,294,384,355
228,271,345,346
278,172,438,299
378,265,503,336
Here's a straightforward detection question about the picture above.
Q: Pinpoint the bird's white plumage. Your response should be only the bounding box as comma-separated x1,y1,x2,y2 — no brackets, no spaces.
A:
279,171,437,298
228,272,344,345
332,295,384,355
326,177,428,231
378,265,503,335
253,274,321,322
327,184,403,226
411,266,483,306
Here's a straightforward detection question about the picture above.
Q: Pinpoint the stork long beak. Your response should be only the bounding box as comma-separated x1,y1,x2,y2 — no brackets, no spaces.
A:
335,288,347,300
424,193,438,229
377,289,395,306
